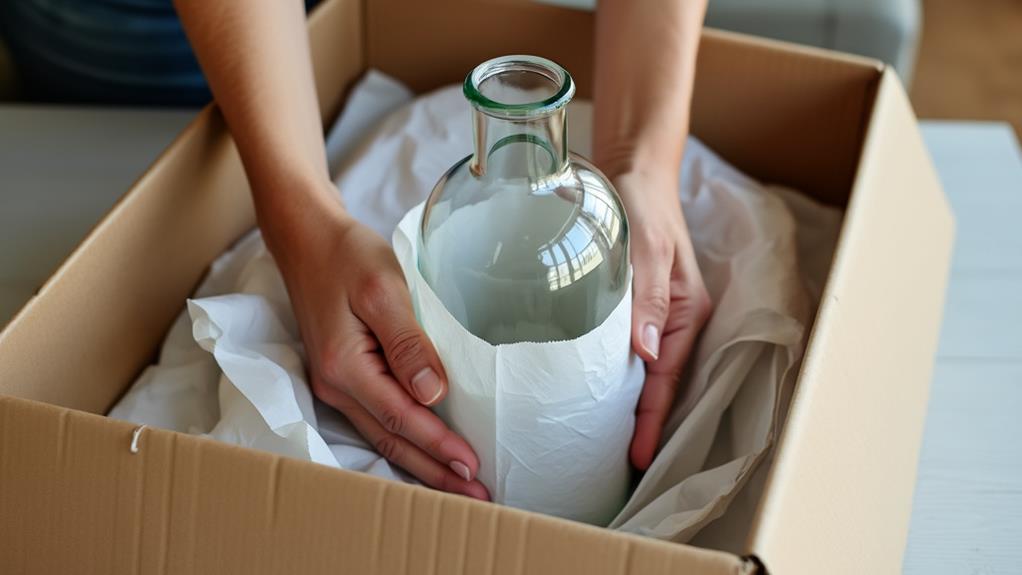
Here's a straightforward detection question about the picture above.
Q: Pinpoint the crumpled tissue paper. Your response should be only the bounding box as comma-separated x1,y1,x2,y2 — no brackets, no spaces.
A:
109,69,843,546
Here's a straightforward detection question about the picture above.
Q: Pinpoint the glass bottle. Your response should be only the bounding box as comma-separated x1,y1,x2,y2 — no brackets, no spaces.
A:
419,55,629,344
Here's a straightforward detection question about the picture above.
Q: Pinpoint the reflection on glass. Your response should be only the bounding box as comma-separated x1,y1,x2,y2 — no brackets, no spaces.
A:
418,55,629,344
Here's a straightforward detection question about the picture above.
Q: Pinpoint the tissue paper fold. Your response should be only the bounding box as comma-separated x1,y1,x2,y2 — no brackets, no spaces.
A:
393,203,644,525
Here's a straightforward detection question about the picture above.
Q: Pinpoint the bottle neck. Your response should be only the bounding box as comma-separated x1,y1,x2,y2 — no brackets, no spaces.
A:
470,107,569,181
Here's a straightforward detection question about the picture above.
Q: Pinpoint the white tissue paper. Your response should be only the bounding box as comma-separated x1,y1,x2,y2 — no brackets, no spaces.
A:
109,69,842,545
393,204,644,525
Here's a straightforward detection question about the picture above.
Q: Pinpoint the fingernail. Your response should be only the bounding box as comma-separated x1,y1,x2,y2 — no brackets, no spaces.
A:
411,367,443,405
450,460,472,482
641,323,660,360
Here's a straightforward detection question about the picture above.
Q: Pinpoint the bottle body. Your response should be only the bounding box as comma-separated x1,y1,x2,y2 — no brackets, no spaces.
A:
419,55,629,344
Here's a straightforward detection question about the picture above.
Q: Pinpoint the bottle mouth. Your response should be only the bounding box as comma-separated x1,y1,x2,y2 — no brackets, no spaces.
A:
464,55,575,119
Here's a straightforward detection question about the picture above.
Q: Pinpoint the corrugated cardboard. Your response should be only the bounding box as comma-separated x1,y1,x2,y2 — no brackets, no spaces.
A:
0,0,952,573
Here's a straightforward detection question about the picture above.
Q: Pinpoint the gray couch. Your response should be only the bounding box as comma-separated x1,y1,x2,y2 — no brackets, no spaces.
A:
706,0,919,83
543,0,921,84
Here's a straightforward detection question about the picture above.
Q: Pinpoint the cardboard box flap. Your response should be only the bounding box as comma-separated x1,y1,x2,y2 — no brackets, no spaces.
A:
746,69,953,573
0,395,754,574
365,0,598,98
689,30,882,206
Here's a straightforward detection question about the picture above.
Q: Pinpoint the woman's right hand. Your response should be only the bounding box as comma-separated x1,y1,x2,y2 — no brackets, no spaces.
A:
173,0,487,500
264,184,490,501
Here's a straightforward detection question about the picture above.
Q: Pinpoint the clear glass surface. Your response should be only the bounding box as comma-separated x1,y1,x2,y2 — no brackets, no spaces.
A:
419,55,629,344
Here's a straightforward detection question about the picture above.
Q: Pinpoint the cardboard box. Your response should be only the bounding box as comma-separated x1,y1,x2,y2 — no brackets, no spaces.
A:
0,0,952,572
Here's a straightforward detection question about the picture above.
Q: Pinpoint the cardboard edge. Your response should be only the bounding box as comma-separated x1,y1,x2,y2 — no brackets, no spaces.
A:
700,27,886,73
745,67,955,573
0,393,756,574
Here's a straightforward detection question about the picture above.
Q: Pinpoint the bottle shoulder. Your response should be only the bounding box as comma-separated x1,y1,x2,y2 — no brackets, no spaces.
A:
423,154,628,244
419,154,629,286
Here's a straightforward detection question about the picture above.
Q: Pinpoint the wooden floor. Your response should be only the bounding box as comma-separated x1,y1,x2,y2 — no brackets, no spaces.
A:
911,0,1022,139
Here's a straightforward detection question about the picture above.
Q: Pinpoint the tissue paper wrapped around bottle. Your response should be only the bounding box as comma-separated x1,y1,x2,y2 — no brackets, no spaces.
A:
393,204,644,525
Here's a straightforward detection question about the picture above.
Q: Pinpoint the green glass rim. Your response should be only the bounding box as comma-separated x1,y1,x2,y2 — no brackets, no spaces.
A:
463,55,575,118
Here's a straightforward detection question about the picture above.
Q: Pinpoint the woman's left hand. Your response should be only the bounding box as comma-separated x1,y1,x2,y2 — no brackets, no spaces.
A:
614,167,712,471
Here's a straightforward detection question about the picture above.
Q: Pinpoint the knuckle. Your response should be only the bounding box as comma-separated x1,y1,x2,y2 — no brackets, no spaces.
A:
635,401,661,418
386,327,425,372
432,466,455,491
689,284,713,321
639,230,674,261
309,377,329,401
315,346,347,386
355,271,394,313
423,430,451,456
378,404,406,435
310,377,354,411
374,434,403,462
643,284,671,318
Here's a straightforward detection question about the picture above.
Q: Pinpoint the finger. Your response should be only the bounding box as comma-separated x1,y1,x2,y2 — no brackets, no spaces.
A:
631,246,674,362
343,365,482,483
321,385,490,501
630,304,704,470
352,270,449,407
630,371,678,471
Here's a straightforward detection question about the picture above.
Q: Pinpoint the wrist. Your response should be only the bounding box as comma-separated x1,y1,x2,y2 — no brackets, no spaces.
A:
596,135,684,183
254,176,350,266
610,166,686,233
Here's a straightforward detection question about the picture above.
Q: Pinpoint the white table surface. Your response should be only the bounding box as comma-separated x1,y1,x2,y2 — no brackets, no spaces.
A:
1,106,1020,573
904,122,1022,574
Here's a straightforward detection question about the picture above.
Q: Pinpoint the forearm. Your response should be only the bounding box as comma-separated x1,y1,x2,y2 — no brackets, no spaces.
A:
593,0,706,181
174,0,338,249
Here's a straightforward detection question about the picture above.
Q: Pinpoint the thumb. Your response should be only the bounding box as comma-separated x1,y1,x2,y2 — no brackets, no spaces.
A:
354,273,449,406
632,256,673,362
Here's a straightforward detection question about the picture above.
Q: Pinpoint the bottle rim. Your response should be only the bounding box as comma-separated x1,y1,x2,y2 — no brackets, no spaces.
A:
463,55,575,119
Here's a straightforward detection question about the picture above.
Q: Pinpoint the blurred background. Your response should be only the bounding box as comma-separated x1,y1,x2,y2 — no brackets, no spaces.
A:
0,0,1019,136
911,0,1021,138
